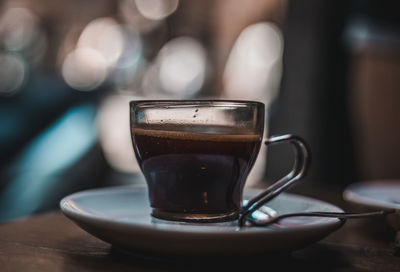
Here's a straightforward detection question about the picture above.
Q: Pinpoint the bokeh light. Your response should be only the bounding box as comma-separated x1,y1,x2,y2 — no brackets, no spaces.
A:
223,22,283,104
157,37,207,97
97,94,141,173
61,47,107,91
61,17,144,92
111,26,143,90
0,7,47,65
0,7,39,52
135,0,179,20
77,17,124,67
114,26,142,70
118,0,162,33
0,54,26,96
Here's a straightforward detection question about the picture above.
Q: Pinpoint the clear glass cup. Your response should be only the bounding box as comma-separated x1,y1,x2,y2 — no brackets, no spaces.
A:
130,100,310,226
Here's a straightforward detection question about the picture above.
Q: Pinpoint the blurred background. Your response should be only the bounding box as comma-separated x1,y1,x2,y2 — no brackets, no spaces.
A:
0,0,399,221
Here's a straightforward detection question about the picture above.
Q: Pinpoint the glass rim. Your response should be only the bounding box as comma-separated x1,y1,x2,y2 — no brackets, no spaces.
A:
130,99,265,108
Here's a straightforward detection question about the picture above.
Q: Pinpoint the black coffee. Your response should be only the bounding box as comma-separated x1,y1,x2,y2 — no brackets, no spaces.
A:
132,126,262,216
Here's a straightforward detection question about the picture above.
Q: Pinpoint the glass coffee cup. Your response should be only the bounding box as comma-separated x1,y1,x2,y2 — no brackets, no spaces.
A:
130,100,310,226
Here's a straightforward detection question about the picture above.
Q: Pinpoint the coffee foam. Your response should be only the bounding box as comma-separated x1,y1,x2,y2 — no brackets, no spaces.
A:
132,127,262,142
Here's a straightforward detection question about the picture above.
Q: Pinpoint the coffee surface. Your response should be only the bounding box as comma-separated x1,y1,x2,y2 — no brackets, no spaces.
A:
132,126,262,214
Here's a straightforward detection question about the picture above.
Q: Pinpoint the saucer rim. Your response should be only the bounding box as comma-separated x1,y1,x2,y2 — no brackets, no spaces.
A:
60,184,344,235
60,185,345,255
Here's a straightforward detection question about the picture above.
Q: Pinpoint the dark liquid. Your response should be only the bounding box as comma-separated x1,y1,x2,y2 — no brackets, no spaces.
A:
132,127,262,215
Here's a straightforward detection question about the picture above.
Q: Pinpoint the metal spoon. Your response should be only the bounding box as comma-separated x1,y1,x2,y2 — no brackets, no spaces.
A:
247,209,396,227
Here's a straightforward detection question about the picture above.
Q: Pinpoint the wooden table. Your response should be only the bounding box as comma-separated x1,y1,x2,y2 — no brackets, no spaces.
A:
1,185,400,271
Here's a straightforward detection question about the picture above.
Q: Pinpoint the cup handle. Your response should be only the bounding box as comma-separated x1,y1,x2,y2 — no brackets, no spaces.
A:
238,134,311,227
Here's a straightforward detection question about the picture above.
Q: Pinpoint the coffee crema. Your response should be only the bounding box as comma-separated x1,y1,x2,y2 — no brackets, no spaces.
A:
132,126,262,218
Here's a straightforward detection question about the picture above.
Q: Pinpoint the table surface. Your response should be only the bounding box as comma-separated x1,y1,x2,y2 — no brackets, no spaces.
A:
1,184,400,271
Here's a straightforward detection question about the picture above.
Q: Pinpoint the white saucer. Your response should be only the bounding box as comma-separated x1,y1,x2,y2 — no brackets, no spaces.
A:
343,180,400,230
60,185,344,256
343,180,400,210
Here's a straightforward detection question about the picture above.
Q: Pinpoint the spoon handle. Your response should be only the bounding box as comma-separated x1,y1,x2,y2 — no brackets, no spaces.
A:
249,209,396,227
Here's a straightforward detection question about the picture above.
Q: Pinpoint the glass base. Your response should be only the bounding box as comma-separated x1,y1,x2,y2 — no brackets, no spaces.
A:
151,209,239,223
